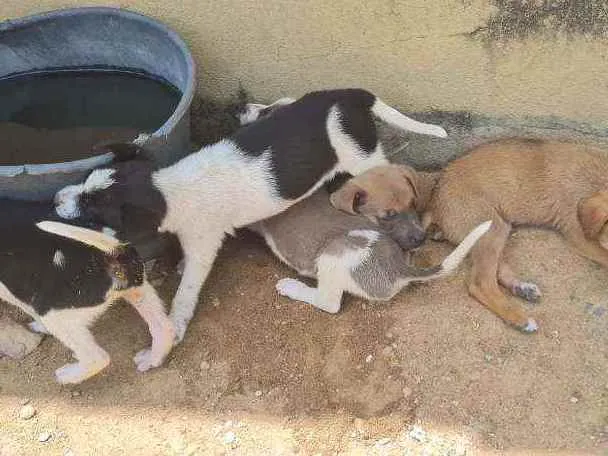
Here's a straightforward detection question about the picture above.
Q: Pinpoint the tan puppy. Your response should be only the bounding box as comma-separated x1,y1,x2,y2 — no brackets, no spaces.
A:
331,138,608,332
578,190,608,249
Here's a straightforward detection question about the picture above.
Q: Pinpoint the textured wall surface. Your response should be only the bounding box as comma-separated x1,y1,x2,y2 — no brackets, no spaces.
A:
1,1,607,125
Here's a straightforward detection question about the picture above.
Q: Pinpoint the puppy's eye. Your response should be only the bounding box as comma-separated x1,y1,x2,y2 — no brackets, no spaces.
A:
353,191,367,213
383,209,398,220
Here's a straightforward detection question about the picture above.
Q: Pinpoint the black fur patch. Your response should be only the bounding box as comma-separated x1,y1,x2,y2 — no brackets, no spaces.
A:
107,244,144,290
77,158,167,239
0,199,131,315
231,89,377,200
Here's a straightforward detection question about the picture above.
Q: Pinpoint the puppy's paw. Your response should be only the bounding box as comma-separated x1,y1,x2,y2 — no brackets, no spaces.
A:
28,321,49,335
513,281,542,303
276,278,305,299
55,358,109,384
55,363,87,384
134,348,161,372
518,318,539,333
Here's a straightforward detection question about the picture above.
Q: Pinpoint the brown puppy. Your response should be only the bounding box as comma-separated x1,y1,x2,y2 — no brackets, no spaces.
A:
578,190,608,249
331,138,608,332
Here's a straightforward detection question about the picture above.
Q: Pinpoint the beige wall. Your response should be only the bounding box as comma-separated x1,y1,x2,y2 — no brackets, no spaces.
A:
2,1,607,125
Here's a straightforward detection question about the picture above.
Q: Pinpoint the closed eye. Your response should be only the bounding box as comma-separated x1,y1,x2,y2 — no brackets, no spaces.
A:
382,209,398,220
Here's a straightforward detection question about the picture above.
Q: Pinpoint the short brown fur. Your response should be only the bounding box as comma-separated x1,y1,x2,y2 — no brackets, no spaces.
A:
331,138,608,331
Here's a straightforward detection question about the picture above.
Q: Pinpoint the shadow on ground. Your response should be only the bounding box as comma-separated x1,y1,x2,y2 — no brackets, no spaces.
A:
1,228,607,455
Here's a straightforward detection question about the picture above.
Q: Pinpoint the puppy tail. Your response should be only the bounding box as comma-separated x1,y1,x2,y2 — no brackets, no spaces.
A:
407,220,492,282
36,221,124,254
371,98,448,138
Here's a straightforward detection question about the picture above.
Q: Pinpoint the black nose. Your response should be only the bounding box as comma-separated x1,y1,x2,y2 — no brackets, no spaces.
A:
408,229,426,247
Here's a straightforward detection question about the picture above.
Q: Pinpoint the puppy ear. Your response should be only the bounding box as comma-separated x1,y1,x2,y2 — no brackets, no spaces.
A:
397,166,420,207
578,192,608,240
330,182,367,215
238,103,270,125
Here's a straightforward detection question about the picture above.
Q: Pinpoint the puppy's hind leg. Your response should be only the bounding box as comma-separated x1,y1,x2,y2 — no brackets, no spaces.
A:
170,233,224,343
40,307,111,384
498,263,542,303
467,217,538,333
123,281,175,373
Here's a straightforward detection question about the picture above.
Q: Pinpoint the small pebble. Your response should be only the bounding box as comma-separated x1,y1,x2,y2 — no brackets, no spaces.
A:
385,332,394,339
402,387,412,398
365,355,373,363
484,353,493,362
19,404,36,420
212,297,221,307
71,390,81,398
20,398,31,406
255,390,263,397
570,396,579,404
200,361,210,370
38,431,52,443
223,431,238,446
408,425,426,442
452,442,467,456
382,346,393,357
353,418,370,440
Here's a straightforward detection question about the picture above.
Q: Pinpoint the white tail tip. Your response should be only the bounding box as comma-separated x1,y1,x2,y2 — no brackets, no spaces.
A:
36,221,121,254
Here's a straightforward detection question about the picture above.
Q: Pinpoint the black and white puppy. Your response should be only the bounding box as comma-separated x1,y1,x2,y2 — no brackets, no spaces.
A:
0,199,174,384
54,88,448,343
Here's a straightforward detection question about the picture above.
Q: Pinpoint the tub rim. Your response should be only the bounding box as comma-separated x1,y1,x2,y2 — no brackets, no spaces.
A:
0,6,196,176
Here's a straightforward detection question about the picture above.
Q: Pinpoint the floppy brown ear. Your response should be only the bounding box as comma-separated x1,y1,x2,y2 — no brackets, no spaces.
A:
578,192,608,240
330,182,367,215
397,166,420,208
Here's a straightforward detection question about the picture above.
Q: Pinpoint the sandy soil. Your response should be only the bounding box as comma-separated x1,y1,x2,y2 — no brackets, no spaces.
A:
1,227,607,455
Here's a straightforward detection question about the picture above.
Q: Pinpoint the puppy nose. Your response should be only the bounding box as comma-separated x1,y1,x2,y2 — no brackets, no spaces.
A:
409,230,426,246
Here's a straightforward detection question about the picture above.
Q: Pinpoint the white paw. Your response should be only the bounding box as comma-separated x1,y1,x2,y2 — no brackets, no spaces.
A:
134,348,161,372
522,318,539,333
28,321,49,334
55,363,92,384
514,282,542,303
275,278,305,300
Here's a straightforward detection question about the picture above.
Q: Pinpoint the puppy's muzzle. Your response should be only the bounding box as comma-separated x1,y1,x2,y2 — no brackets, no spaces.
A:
378,211,426,250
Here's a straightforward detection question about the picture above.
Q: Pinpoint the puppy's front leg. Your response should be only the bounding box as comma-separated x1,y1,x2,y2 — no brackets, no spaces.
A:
276,278,344,314
170,234,224,343
125,281,175,372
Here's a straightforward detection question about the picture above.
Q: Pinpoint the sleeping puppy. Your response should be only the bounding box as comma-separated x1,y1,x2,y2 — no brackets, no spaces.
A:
240,98,489,311
331,139,608,332
0,199,174,383
53,88,448,343
578,190,608,250
251,187,490,313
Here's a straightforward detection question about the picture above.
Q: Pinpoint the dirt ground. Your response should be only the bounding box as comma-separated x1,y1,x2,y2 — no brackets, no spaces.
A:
1,226,607,455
